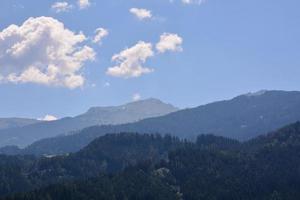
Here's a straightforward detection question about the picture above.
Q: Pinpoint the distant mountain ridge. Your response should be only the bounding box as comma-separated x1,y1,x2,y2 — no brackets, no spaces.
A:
14,90,300,156
77,98,178,125
0,99,178,148
0,118,39,130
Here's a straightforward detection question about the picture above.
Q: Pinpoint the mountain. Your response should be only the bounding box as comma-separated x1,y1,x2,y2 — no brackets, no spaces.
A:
0,118,39,130
0,133,184,197
3,122,300,199
20,90,300,155
161,122,300,200
0,146,22,155
79,98,178,125
0,99,178,148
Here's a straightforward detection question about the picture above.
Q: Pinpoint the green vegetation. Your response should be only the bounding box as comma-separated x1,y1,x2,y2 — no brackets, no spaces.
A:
2,122,300,199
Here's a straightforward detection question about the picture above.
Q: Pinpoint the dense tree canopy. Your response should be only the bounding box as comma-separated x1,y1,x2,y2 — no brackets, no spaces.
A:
2,122,300,199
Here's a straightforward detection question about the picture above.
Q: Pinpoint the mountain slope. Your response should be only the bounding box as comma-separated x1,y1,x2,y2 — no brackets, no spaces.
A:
2,170,181,200
0,99,178,148
22,90,300,155
0,118,39,130
0,133,184,197
79,98,178,125
3,122,300,200
163,122,300,200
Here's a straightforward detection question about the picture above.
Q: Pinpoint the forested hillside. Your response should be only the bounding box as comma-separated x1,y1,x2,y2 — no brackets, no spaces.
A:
0,133,184,197
1,122,300,199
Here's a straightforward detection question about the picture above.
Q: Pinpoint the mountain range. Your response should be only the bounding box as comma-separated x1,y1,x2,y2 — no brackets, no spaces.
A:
0,118,39,130
0,98,178,148
7,90,300,156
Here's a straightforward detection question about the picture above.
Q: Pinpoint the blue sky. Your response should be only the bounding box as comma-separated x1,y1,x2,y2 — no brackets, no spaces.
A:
0,0,300,119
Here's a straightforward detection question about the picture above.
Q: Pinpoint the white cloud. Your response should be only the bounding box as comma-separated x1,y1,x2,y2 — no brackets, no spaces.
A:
181,0,205,5
93,28,109,44
103,82,110,87
38,115,58,121
78,0,90,9
156,33,183,53
132,93,141,101
0,16,96,89
51,2,73,13
169,0,205,5
106,33,183,79
106,41,154,78
130,8,152,20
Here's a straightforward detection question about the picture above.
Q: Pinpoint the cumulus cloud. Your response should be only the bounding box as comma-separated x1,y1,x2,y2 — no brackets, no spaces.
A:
0,16,96,89
106,41,154,78
156,33,183,53
106,33,183,79
132,93,141,101
130,8,152,20
38,115,58,121
78,0,90,9
51,2,73,13
93,28,109,44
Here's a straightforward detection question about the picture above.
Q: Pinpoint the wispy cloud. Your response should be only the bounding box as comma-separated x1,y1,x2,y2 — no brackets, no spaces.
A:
78,0,90,9
182,0,206,5
132,93,142,101
170,0,206,5
51,2,73,13
130,8,152,20
103,82,110,87
92,28,109,44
